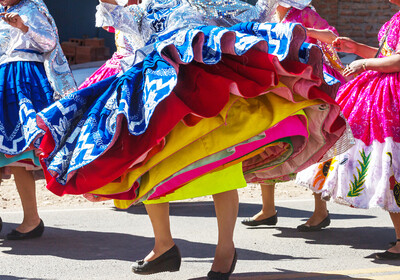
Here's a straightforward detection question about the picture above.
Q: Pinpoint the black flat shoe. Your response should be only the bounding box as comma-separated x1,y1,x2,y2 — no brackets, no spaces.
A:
6,219,44,240
207,250,237,280
241,212,277,227
376,250,400,260
132,244,181,275
297,213,330,232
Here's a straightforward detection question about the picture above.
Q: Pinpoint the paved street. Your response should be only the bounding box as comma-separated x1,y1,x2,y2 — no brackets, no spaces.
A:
70,61,104,86
1,197,400,280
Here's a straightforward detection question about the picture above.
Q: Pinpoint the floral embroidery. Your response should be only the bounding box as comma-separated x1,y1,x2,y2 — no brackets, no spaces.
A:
312,159,333,190
390,175,400,207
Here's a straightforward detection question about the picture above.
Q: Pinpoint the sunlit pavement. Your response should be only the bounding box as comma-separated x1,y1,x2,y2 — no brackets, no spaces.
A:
1,197,400,280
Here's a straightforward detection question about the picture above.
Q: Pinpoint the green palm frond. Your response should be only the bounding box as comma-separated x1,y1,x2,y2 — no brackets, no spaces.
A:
347,149,371,197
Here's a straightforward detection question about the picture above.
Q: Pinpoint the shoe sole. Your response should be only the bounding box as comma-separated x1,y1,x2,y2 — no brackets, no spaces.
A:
132,258,181,275
133,267,180,275
241,215,278,227
297,218,330,232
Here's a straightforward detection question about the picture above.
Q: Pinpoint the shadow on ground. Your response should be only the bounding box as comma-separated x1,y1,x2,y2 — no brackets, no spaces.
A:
119,201,376,221
0,202,393,268
189,268,371,280
0,277,51,280
0,223,309,263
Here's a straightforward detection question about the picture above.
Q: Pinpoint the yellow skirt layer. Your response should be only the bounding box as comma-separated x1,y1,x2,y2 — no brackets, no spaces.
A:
142,162,246,205
91,88,323,206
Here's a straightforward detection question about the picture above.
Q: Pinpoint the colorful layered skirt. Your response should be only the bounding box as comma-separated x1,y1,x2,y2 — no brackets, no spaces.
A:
297,69,400,212
37,22,347,208
0,61,53,175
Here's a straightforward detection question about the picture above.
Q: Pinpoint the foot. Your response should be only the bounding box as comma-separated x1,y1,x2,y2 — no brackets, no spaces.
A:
144,241,176,262
376,250,400,260
208,248,237,279
388,243,400,254
297,211,330,232
132,244,181,275
252,209,277,222
376,243,400,260
303,210,329,227
241,211,277,227
211,245,236,273
15,217,42,234
7,219,44,240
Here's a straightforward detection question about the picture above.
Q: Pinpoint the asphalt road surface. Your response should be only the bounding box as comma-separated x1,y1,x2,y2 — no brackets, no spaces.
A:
1,197,400,280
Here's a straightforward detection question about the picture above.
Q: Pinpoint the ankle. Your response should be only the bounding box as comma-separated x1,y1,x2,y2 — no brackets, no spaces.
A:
216,242,234,253
148,242,175,260
22,217,41,226
17,218,41,233
252,210,275,220
261,208,276,217
313,210,328,219
389,244,400,253
156,239,175,249
316,210,329,217
305,212,327,226
212,246,236,273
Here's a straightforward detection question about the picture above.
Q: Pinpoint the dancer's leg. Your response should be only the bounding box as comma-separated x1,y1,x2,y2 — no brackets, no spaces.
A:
241,183,277,226
11,166,41,233
252,183,276,220
388,212,400,253
211,189,238,273
302,192,329,226
144,202,175,261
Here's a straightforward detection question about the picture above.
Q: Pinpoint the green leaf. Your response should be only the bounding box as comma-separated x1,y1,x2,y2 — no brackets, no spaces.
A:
347,149,371,197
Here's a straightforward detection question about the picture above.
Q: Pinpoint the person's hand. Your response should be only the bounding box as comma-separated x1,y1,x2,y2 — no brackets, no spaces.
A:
333,37,358,53
0,12,28,33
343,59,366,76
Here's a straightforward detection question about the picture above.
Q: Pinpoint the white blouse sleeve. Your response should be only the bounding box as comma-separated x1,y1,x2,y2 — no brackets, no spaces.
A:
236,0,278,23
21,11,57,53
190,0,278,26
96,2,145,36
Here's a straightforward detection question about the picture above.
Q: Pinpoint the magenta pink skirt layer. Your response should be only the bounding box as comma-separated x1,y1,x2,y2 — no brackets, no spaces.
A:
78,53,125,90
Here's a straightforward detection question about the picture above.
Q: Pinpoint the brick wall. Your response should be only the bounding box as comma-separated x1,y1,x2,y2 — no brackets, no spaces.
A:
313,0,398,46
